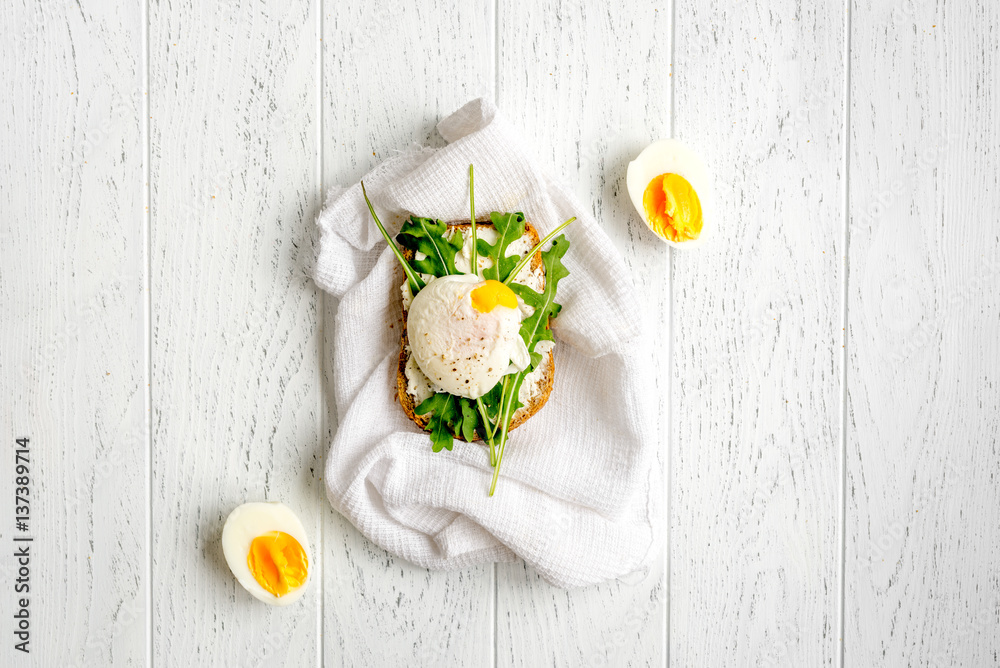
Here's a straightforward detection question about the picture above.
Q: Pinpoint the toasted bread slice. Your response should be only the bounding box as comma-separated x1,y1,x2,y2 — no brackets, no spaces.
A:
396,219,555,442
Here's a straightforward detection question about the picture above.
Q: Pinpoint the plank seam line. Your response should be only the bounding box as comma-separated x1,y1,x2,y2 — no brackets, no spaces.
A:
142,0,153,663
493,0,499,105
665,0,676,665
316,1,325,665
836,2,853,667
492,4,500,668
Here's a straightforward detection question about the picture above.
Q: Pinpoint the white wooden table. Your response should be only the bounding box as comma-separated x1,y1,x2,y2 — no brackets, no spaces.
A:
2,0,998,665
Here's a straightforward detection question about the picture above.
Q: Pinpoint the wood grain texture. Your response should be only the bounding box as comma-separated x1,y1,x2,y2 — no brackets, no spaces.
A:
5,0,1000,664
149,0,323,664
0,1,147,665
319,1,497,666
845,2,1000,665
495,2,670,666
670,1,845,665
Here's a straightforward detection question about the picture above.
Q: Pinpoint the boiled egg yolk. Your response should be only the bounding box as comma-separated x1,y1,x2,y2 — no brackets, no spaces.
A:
471,279,518,313
642,173,703,242
247,531,308,598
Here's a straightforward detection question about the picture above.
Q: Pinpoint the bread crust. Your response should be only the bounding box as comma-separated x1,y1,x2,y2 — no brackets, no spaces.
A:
396,219,555,442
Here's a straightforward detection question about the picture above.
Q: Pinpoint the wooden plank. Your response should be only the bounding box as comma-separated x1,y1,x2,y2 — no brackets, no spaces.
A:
319,1,497,666
494,2,669,665
670,1,845,665
149,0,323,663
0,1,147,665
845,3,1000,665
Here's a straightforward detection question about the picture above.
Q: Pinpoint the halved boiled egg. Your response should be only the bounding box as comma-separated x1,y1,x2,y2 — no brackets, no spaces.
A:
407,274,530,400
222,502,310,606
626,139,712,248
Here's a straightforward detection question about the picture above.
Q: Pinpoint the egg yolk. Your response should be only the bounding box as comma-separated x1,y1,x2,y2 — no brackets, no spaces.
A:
642,173,703,242
471,280,518,313
247,531,308,598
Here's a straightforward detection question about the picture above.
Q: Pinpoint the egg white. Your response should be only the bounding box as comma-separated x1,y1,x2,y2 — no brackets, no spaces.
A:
222,502,310,606
626,139,713,249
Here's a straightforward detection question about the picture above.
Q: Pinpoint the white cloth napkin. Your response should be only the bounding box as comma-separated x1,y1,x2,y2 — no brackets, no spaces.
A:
314,98,661,588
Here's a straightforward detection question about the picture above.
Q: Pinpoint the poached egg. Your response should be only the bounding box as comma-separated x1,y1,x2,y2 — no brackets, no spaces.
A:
407,274,530,400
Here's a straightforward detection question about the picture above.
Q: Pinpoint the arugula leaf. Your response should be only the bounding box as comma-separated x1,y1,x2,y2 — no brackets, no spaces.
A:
416,393,485,451
415,393,459,452
361,182,425,294
500,375,525,422
489,236,571,496
480,381,504,422
468,164,479,274
396,216,464,277
478,211,526,281
458,398,478,443
508,235,571,369
504,216,575,286
489,372,526,496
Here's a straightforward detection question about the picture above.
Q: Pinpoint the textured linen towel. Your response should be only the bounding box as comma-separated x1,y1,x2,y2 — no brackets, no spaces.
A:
314,98,661,588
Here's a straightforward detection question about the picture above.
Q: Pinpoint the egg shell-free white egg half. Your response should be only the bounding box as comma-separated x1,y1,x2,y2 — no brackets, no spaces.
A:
625,139,714,249
221,501,310,606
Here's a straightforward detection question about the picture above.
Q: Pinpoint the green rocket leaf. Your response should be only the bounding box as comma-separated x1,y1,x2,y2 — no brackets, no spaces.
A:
396,216,464,277
508,235,571,370
489,235,571,496
457,398,479,443
415,393,459,453
478,211,526,281
416,393,485,452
